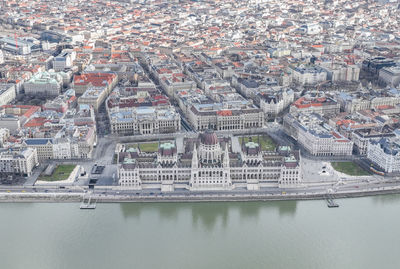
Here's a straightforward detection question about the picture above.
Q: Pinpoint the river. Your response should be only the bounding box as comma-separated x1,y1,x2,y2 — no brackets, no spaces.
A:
1,196,400,269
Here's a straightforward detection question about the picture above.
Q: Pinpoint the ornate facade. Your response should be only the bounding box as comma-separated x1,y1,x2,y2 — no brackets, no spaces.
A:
118,131,302,191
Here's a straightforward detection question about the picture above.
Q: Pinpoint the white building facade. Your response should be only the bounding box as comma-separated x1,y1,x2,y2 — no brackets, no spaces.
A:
109,106,181,135
53,49,76,71
24,71,63,96
188,103,264,131
290,66,327,85
118,131,302,191
379,66,400,87
323,64,360,82
284,113,353,156
259,89,294,118
367,136,400,173
0,147,38,177
22,126,96,160
0,84,16,107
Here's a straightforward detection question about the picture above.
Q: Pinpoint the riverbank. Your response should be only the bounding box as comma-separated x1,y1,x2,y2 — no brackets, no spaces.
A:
1,186,400,203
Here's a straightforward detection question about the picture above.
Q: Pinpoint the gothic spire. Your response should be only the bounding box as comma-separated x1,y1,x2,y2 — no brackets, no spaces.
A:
223,142,230,168
191,143,198,169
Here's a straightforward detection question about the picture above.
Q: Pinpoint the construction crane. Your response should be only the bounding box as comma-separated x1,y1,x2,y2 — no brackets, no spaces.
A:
316,80,329,96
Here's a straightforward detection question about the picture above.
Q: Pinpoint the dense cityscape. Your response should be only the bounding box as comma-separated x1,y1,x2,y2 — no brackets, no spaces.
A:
0,0,399,203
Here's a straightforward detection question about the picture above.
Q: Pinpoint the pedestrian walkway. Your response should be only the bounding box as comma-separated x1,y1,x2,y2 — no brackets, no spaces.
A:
24,164,45,186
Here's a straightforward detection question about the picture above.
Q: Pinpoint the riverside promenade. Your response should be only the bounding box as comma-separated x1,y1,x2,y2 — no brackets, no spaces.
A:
1,183,400,203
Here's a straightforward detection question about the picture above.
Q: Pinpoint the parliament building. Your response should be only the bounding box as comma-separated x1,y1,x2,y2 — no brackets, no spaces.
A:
118,130,302,191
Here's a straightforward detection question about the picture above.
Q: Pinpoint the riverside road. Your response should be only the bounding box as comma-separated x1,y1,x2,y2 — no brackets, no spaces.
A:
1,177,400,202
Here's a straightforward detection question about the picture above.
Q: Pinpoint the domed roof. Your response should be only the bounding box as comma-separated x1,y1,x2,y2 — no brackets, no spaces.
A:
200,130,219,145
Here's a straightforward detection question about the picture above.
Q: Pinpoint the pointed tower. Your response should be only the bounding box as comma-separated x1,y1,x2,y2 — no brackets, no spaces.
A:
191,143,198,169
190,143,199,190
222,142,232,189
223,142,230,168
358,82,363,90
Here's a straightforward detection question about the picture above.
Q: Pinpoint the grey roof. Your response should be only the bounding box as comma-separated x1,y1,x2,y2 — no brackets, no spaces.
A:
24,138,53,145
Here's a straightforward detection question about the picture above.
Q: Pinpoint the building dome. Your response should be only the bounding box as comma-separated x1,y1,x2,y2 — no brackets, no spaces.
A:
200,130,219,145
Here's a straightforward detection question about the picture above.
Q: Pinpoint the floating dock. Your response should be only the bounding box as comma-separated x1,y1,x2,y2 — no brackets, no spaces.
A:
80,195,96,209
326,198,339,208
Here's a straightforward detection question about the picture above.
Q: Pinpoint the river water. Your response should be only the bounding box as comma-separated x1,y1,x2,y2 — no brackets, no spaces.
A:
1,196,400,269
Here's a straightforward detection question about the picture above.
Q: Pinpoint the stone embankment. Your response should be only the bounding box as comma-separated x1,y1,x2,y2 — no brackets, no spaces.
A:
1,187,400,203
